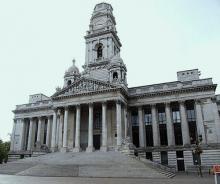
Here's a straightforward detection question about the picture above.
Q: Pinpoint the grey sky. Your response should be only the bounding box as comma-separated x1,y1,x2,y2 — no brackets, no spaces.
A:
1,0,220,141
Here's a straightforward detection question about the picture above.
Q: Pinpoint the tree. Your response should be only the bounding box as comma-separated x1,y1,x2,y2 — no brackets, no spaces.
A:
192,135,203,177
0,140,10,164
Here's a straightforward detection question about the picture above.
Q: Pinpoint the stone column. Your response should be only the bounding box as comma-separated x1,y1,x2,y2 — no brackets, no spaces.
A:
62,107,69,152
19,119,25,151
179,101,190,145
58,113,64,149
86,103,94,152
56,113,60,147
101,101,108,151
27,118,34,151
124,106,128,138
116,100,122,147
10,119,16,151
46,116,52,147
151,104,160,147
165,102,175,146
138,106,146,148
36,117,42,149
51,110,57,152
73,105,81,152
211,98,220,142
195,100,206,144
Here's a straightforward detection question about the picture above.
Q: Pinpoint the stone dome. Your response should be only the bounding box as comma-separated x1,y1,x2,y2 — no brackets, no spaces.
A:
65,59,79,76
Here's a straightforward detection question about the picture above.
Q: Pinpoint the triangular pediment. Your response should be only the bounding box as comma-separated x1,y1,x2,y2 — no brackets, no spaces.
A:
52,77,119,98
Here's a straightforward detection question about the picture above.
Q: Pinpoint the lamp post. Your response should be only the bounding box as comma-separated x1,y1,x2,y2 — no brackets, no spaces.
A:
193,135,203,177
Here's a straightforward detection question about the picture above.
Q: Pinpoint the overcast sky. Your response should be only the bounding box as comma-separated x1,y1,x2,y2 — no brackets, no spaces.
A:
0,0,220,141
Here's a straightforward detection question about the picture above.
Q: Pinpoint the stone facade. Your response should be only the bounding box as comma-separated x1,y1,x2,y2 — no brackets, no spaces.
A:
10,3,220,172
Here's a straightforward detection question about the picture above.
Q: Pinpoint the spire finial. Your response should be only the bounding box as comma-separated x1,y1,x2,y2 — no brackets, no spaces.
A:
72,58,76,66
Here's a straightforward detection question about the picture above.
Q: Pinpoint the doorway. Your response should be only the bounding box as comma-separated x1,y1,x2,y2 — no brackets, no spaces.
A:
94,134,101,150
176,151,185,171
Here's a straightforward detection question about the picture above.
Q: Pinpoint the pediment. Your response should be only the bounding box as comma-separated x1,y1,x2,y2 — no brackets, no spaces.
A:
52,78,118,98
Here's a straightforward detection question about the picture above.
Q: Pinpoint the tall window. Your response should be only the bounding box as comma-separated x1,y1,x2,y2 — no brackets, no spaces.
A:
187,109,196,122
172,111,181,123
97,44,103,58
158,112,166,124
94,111,102,129
144,113,152,125
131,111,138,126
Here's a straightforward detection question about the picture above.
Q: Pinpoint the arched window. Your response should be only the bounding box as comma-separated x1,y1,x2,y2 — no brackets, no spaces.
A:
67,80,71,86
97,44,103,58
113,72,118,79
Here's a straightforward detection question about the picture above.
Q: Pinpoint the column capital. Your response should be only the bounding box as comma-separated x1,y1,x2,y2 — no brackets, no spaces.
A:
164,101,171,107
101,100,107,105
179,100,185,105
76,104,81,108
64,106,69,111
38,116,44,121
211,96,217,103
29,117,35,121
57,109,62,115
150,103,157,108
88,102,93,107
116,99,121,104
138,105,143,110
195,99,202,105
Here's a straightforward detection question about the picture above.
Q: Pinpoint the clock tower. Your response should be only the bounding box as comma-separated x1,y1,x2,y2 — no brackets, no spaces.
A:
82,3,127,87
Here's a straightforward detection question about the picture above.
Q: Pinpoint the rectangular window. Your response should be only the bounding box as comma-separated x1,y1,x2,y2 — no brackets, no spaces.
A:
131,116,138,126
94,112,102,129
131,111,138,126
158,112,166,124
144,113,152,125
172,111,181,123
187,110,196,122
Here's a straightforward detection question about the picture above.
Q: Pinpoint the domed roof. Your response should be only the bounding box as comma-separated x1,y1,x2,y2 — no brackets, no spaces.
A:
65,59,79,76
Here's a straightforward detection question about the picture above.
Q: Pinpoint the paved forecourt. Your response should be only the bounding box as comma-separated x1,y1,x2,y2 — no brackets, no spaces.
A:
0,174,214,184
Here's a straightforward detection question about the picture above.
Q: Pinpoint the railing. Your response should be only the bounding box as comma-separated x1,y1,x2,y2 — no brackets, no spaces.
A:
129,78,213,96
16,100,52,110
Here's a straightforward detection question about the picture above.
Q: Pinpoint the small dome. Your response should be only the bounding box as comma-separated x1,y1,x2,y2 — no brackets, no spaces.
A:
65,59,79,76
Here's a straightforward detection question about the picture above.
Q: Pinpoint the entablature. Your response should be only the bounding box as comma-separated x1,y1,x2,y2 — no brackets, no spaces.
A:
128,78,215,97
128,87,215,107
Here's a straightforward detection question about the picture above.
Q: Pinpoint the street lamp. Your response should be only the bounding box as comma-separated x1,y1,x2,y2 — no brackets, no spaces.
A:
193,135,203,177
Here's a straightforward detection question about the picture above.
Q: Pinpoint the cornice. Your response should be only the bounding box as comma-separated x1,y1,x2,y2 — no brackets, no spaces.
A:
52,86,128,101
128,84,216,100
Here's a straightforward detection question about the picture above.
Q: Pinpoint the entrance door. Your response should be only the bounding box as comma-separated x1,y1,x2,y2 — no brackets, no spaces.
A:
176,151,185,171
94,135,101,150
177,159,185,171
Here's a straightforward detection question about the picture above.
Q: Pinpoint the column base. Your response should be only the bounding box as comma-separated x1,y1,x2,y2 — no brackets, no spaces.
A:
72,147,82,152
100,146,108,152
115,145,122,151
50,147,58,152
60,147,68,153
86,146,95,152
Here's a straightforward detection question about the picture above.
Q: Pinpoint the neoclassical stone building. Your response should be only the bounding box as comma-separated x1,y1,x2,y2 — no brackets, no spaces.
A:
10,3,220,171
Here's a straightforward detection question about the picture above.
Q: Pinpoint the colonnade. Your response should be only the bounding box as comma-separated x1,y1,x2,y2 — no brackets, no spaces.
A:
135,100,207,148
50,100,125,152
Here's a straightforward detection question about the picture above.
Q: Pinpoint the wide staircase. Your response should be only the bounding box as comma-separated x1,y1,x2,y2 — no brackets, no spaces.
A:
0,150,171,178
119,138,176,178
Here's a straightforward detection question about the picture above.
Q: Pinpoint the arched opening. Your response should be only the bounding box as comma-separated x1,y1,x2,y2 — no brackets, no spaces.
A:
113,72,118,79
97,44,103,59
67,80,72,86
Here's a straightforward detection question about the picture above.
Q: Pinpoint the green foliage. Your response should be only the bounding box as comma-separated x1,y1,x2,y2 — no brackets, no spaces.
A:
0,140,10,164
